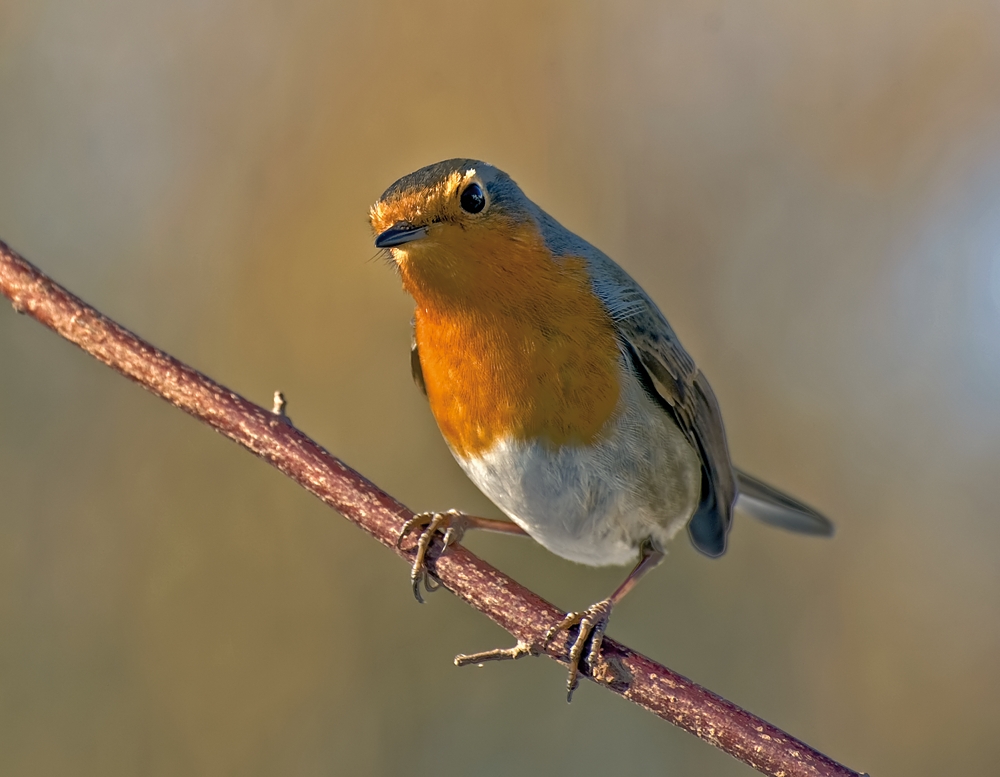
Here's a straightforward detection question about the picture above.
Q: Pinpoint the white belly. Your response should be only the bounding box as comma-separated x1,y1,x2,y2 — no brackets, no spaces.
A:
454,374,702,566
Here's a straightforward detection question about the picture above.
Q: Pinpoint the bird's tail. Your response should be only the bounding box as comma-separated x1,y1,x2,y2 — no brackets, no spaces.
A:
734,468,834,536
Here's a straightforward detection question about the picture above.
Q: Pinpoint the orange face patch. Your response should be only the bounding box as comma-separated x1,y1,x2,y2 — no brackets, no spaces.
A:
398,221,622,459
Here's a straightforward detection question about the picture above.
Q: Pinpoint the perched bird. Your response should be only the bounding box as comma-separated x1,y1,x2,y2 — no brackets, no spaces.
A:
370,159,832,699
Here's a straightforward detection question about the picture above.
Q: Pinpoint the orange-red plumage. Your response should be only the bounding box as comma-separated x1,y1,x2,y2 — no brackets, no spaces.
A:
396,209,622,459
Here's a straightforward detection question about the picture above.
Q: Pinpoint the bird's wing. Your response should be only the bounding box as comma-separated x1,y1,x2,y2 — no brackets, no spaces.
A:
410,319,427,397
616,303,738,557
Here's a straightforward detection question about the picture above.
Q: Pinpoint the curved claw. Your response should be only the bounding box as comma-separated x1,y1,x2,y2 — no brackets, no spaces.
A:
544,599,614,701
397,510,467,603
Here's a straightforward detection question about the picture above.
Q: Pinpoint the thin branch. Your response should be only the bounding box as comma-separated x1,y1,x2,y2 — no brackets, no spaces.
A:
0,239,866,777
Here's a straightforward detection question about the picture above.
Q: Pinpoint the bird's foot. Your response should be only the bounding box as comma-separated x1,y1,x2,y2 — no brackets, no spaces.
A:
544,599,614,702
396,510,468,603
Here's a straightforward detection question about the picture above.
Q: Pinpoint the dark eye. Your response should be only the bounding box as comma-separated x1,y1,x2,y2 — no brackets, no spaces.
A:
460,183,486,214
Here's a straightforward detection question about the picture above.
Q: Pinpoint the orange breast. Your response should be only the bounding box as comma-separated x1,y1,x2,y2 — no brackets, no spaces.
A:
400,223,622,459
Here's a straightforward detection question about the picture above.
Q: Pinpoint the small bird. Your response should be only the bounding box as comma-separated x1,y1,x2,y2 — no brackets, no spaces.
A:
370,159,832,699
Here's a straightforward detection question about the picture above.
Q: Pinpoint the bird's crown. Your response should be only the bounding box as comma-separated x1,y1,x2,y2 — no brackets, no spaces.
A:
369,158,530,245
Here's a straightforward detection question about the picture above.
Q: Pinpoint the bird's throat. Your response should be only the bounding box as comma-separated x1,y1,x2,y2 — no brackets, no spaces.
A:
405,244,623,459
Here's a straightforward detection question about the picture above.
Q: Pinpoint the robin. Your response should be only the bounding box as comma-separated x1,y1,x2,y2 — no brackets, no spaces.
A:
370,159,832,699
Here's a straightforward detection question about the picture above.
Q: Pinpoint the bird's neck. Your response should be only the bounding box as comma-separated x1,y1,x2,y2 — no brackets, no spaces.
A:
403,240,623,459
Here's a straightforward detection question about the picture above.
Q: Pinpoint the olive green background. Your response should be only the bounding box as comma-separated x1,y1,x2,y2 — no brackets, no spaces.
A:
2,2,999,775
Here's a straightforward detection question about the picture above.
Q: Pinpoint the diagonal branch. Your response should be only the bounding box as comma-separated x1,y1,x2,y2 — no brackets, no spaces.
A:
0,239,865,777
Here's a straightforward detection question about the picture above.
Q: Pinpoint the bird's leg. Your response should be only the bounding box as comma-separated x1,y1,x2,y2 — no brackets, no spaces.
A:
545,541,665,701
396,510,528,603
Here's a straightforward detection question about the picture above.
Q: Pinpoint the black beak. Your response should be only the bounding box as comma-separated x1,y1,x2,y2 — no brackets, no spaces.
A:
374,221,428,248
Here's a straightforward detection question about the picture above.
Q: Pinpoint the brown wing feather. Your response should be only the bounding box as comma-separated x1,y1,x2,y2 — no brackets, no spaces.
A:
623,321,737,557
410,319,427,397
621,313,834,548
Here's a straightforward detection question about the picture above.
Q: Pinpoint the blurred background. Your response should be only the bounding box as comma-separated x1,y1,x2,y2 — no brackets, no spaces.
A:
1,1,999,775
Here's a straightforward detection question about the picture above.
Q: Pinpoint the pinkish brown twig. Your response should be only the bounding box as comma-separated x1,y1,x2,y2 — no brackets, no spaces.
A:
0,239,866,777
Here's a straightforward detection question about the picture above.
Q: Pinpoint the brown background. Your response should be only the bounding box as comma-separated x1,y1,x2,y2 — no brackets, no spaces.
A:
2,1,999,775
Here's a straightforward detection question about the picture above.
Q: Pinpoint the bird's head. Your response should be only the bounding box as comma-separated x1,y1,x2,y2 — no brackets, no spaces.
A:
370,159,544,302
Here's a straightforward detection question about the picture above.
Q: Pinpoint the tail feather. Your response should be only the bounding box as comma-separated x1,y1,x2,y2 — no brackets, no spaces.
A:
734,468,834,536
